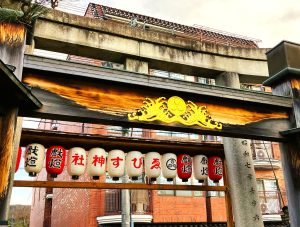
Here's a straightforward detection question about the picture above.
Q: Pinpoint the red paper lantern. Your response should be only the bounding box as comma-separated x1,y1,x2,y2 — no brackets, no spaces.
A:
208,156,223,183
46,146,66,178
15,147,22,173
177,154,192,182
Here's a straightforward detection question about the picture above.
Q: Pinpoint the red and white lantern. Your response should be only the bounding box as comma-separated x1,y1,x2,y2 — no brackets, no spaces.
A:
67,147,86,180
107,149,125,181
177,154,192,182
87,148,106,180
208,156,223,183
193,155,208,183
46,146,66,178
126,151,143,181
145,152,161,181
15,147,22,173
161,153,177,181
24,143,45,177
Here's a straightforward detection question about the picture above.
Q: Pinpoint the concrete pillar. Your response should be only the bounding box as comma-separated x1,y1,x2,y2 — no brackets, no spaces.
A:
125,58,149,74
215,72,240,89
121,175,131,227
121,58,150,227
216,72,264,227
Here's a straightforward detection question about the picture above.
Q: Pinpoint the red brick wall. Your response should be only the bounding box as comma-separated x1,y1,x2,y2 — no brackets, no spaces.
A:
29,168,47,227
152,192,227,223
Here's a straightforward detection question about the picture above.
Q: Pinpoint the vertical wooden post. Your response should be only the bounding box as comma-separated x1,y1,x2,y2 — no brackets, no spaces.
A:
264,41,300,227
0,21,26,224
0,107,18,220
223,160,234,227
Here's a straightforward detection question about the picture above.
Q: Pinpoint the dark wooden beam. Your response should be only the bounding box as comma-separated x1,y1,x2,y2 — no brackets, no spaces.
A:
0,59,42,113
21,56,292,141
13,180,226,191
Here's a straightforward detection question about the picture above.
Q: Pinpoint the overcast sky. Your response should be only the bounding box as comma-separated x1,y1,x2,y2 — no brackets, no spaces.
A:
74,0,300,48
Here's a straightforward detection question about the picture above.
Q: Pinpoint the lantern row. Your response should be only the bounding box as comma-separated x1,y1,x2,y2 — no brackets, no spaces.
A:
23,144,223,183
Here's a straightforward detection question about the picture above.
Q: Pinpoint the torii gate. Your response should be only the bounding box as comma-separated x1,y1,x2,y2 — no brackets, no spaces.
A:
1,8,300,227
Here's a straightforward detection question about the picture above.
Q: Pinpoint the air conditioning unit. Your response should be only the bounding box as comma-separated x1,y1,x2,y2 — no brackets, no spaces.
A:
256,150,266,159
260,203,268,214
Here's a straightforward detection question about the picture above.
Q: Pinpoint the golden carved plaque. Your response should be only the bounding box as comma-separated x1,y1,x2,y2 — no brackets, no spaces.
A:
128,96,222,130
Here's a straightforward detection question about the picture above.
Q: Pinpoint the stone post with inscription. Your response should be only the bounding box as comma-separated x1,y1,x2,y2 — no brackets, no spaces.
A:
216,72,264,227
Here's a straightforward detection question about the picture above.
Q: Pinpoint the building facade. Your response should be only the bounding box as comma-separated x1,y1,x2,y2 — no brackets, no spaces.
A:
27,3,287,227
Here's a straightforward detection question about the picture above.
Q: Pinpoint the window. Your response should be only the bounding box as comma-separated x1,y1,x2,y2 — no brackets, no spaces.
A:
149,69,197,82
197,77,215,85
257,179,281,214
201,135,222,142
257,179,277,192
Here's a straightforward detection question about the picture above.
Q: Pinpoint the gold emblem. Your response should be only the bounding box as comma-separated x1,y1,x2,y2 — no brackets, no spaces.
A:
128,96,222,130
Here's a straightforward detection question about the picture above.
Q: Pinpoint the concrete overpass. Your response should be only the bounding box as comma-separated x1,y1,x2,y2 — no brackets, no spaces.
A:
32,9,269,83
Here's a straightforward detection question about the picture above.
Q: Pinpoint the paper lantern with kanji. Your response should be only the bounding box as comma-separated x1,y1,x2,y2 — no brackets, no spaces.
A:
46,146,66,178
107,149,125,181
24,143,45,177
67,147,86,180
177,154,192,182
161,153,177,181
145,152,161,181
87,148,106,180
15,147,22,173
126,151,143,181
208,156,223,183
193,155,208,183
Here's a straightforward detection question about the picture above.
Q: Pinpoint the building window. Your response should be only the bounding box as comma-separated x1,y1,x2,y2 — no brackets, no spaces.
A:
257,179,281,214
149,69,197,82
197,77,215,85
201,135,222,142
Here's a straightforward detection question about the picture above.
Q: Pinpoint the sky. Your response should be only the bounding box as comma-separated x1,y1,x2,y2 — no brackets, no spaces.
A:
10,0,300,205
71,0,300,48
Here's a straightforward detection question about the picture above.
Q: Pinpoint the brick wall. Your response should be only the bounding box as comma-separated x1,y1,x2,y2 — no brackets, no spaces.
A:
152,191,227,223
29,168,47,227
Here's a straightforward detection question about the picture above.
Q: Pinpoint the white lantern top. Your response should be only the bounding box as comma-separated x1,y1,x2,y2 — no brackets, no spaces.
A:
193,155,208,183
67,147,87,180
145,152,161,181
126,151,143,180
107,149,125,181
161,153,177,181
24,143,45,177
87,147,106,180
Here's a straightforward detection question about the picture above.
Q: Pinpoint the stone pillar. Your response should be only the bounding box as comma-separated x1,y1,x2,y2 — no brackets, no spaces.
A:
264,41,300,227
121,58,150,227
125,58,149,74
216,72,263,227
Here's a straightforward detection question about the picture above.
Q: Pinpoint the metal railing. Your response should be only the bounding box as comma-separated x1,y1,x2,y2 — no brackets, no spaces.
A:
23,118,219,143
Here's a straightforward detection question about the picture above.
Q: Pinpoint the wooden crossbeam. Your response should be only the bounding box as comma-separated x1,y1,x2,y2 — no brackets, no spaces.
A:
13,180,226,191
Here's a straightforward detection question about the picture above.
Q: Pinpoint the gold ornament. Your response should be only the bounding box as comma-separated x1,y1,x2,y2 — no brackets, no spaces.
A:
128,96,222,130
